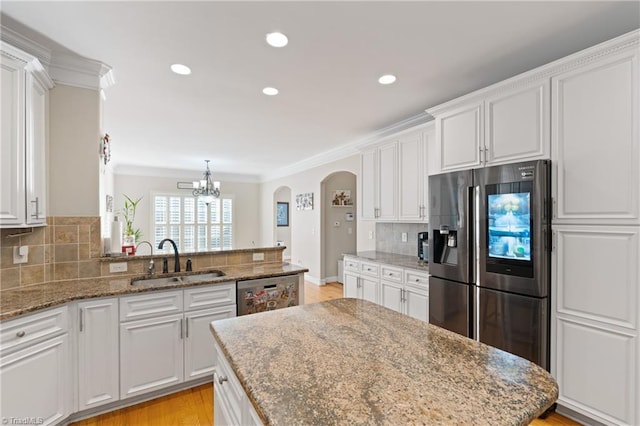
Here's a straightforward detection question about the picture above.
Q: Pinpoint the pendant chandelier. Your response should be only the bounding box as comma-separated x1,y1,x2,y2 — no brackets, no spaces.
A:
193,160,220,204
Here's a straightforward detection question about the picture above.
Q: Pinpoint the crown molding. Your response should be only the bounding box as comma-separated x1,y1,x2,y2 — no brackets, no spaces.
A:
259,112,433,182
1,23,114,91
47,51,113,91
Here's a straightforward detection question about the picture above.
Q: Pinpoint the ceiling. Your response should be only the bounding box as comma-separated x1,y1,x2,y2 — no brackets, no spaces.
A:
2,1,639,181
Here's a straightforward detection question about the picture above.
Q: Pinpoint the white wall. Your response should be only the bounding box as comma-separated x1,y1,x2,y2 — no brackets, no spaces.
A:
113,174,260,249
48,84,101,216
259,154,375,283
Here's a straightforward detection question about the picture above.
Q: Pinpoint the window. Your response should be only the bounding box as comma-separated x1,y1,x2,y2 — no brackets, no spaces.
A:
153,193,233,253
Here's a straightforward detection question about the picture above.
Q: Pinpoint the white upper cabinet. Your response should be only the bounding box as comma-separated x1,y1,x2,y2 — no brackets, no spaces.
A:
552,47,639,225
433,101,483,173
360,148,377,220
0,42,53,228
485,80,550,166
428,78,550,174
377,141,398,221
359,124,432,222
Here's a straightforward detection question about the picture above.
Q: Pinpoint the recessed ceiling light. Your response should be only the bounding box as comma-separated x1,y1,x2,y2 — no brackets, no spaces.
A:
266,32,288,48
171,64,191,75
262,87,279,96
378,74,397,85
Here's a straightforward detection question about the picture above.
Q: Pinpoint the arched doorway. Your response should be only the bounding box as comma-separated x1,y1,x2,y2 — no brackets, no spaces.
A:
320,171,357,283
273,186,292,260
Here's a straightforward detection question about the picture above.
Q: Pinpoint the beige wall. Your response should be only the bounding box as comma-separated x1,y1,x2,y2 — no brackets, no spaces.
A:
113,174,261,250
322,171,357,280
48,85,101,216
259,154,375,284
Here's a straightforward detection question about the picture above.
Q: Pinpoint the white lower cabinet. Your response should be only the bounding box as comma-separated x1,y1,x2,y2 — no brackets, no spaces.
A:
77,298,119,410
380,266,429,322
344,256,429,322
119,283,237,400
213,338,262,426
120,312,185,398
184,305,236,380
0,307,70,426
552,225,639,425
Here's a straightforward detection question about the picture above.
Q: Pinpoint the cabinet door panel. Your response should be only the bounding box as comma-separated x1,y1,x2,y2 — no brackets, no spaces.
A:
438,102,483,171
120,314,184,398
360,277,378,304
398,133,424,221
343,273,359,299
1,334,68,425
552,49,639,224
485,80,550,165
360,149,377,220
404,285,429,323
185,306,235,380
0,54,25,226
554,226,638,329
380,281,403,314
25,73,47,225
78,299,119,410
377,142,398,220
556,318,636,425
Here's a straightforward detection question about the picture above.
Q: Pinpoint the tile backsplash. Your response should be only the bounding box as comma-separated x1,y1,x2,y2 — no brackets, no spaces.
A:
376,222,428,257
1,216,283,291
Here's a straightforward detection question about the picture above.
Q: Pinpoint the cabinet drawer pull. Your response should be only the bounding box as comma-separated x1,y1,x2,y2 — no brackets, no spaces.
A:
415,278,420,282
218,375,228,385
16,331,26,338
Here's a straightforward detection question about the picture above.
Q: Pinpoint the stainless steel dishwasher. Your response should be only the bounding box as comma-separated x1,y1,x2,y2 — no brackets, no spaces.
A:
237,275,300,316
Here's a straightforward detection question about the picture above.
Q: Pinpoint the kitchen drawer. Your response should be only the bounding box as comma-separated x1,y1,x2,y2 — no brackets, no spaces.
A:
404,270,429,288
380,265,404,283
184,282,236,312
214,340,244,424
343,257,360,272
120,290,183,322
0,306,68,355
360,261,379,277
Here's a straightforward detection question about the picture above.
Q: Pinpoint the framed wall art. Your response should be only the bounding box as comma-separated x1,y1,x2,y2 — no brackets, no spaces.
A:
276,202,289,227
296,193,314,210
331,189,352,206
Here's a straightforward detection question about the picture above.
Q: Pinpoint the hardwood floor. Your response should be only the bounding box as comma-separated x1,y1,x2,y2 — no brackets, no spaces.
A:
72,281,579,426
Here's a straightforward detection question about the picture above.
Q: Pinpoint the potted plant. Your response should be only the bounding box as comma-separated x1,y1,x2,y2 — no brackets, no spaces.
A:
121,194,142,248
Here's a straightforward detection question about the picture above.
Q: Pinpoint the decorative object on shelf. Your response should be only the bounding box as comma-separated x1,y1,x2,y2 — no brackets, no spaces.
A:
296,193,314,211
276,202,289,227
100,133,111,165
120,194,142,246
192,160,220,204
331,189,353,206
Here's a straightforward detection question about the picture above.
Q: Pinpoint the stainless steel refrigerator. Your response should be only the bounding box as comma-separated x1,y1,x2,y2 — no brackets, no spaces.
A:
428,160,551,370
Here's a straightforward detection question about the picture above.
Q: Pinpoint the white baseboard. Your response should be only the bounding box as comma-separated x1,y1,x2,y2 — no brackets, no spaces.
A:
323,275,338,284
305,275,321,285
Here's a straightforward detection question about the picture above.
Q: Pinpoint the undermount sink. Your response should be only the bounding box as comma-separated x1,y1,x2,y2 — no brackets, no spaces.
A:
131,270,226,286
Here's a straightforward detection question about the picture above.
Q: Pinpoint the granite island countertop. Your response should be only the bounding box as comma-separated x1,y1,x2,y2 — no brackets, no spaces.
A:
0,262,307,321
210,298,558,426
345,250,429,272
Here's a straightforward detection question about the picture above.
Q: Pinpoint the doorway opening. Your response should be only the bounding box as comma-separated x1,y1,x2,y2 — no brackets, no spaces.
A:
273,186,292,261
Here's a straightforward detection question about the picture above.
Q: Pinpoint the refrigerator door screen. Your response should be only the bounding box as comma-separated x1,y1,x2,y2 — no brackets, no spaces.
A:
487,192,531,261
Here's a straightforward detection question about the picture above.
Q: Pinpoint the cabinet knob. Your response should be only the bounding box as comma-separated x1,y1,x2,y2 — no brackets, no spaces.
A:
415,279,420,282
16,331,26,338
218,375,228,385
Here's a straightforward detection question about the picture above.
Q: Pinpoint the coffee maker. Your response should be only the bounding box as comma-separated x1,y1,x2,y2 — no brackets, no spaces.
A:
417,232,429,262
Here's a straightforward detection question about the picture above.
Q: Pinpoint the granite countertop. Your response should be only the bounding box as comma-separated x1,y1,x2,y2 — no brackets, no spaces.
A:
346,251,429,272
210,298,558,426
0,262,307,321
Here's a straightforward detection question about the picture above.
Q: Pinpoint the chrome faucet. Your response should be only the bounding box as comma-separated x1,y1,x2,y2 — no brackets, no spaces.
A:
136,240,155,275
158,238,180,273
